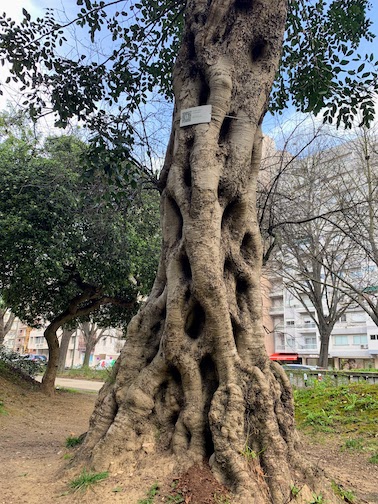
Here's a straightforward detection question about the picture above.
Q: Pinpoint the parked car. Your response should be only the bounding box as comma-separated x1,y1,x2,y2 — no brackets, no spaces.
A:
22,354,48,363
282,364,322,371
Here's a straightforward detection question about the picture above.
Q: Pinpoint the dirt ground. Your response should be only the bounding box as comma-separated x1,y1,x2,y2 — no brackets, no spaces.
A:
0,375,377,504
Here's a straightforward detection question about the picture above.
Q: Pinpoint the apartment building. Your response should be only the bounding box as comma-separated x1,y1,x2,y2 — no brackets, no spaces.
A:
3,319,125,367
265,275,378,369
260,128,378,369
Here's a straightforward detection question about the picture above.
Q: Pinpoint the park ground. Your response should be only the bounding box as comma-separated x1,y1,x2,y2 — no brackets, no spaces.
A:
0,373,378,504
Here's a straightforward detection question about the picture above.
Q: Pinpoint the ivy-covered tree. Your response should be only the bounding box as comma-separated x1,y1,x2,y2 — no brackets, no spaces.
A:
1,0,377,501
0,113,161,393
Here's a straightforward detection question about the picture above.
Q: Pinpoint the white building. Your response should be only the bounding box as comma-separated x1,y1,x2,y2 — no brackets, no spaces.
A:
266,276,378,369
3,319,125,368
261,130,378,369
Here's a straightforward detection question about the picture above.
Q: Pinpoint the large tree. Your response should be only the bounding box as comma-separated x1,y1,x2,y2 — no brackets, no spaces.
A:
1,0,377,500
260,134,359,367
0,117,160,393
322,126,378,326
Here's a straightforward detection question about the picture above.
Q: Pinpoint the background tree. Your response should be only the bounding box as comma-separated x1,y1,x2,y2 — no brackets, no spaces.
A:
260,132,363,367
0,114,161,393
57,326,76,373
79,321,107,367
276,223,354,368
0,302,15,347
320,126,378,326
1,0,377,501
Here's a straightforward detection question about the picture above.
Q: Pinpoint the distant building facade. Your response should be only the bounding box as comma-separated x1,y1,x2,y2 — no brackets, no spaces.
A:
3,319,125,367
264,276,378,369
261,132,378,369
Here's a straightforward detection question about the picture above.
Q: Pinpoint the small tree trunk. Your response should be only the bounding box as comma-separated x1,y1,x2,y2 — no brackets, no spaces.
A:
78,1,337,501
0,309,15,346
83,343,94,367
0,317,5,346
319,332,331,369
57,328,75,373
41,321,61,395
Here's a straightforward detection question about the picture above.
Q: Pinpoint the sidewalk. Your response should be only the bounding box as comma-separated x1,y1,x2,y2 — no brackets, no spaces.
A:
35,375,104,392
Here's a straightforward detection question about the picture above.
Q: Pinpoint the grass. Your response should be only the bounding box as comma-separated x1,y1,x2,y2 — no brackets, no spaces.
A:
331,480,355,502
69,469,109,492
58,366,109,381
294,380,378,463
342,438,365,451
56,387,78,394
309,493,325,504
0,399,7,415
137,482,160,504
368,453,378,464
65,435,83,448
165,494,184,503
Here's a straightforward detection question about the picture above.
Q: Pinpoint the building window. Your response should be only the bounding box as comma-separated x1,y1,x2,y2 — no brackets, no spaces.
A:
286,336,296,349
371,334,377,340
352,335,368,346
334,335,349,346
286,320,295,326
339,314,347,322
304,336,317,349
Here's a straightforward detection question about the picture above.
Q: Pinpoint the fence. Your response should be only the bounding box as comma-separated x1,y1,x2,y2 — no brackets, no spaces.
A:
286,370,378,388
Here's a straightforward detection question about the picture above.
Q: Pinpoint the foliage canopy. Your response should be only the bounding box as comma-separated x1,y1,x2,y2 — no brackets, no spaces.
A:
0,0,377,184
0,111,161,328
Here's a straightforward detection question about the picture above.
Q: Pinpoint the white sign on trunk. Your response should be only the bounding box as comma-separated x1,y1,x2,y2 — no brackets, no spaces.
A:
180,105,212,127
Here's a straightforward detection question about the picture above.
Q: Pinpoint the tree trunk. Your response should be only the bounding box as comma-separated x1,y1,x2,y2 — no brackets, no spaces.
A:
80,322,105,367
318,317,336,369
78,1,336,501
319,330,332,369
0,309,15,346
57,328,75,373
83,342,94,367
41,321,61,395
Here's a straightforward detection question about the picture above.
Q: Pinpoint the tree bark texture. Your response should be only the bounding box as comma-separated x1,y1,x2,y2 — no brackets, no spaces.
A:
57,328,75,373
79,1,335,501
319,329,332,369
42,319,61,395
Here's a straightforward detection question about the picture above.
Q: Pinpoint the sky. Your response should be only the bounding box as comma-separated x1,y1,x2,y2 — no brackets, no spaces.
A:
1,0,378,151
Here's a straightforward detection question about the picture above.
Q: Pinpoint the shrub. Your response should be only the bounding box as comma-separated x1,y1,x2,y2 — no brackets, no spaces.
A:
0,348,43,378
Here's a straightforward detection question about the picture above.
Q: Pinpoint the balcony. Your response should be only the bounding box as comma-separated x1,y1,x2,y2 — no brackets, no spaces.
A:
269,305,284,314
269,289,284,298
297,343,317,351
275,340,298,352
28,342,46,349
296,305,316,313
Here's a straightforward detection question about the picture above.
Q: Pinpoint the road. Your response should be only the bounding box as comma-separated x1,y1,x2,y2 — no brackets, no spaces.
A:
35,376,104,392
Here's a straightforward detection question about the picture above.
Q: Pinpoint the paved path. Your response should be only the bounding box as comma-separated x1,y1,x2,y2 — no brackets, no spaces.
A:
36,376,104,392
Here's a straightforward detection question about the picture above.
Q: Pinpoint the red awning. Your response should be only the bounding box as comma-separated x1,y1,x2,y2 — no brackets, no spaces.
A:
269,353,298,361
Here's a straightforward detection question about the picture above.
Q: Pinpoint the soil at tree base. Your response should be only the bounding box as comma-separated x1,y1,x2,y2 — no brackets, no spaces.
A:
0,375,377,503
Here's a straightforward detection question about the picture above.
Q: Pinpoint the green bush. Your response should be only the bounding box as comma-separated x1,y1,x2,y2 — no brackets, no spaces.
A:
0,348,43,378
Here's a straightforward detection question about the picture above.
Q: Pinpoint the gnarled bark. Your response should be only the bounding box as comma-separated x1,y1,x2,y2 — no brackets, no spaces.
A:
78,1,337,501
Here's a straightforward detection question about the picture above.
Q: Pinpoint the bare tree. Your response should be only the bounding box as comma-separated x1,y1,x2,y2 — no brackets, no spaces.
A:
319,126,378,325
78,321,117,367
